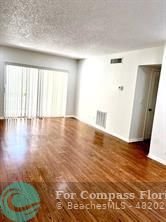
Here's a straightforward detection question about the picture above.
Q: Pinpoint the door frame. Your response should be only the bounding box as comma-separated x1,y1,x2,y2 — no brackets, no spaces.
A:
3,62,69,118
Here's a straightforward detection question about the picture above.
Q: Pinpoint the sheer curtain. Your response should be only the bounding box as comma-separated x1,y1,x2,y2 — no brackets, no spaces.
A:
5,64,68,118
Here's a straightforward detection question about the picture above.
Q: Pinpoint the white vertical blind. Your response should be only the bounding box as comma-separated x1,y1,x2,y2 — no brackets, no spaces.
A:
5,65,23,117
24,67,39,118
38,69,68,117
5,64,68,118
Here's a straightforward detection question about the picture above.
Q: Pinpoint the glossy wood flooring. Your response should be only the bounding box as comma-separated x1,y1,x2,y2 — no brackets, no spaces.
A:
0,118,166,221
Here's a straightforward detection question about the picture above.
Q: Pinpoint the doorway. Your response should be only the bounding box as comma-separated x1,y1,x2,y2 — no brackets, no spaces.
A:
4,64,68,118
129,65,161,152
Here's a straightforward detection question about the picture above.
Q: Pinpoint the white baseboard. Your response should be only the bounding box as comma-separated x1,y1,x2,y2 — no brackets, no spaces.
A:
74,116,129,143
105,130,129,142
148,153,166,165
0,116,77,119
65,115,77,118
128,138,144,143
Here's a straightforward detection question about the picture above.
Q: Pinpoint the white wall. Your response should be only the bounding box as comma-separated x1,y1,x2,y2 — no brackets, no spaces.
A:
149,45,166,164
0,46,78,116
76,47,164,142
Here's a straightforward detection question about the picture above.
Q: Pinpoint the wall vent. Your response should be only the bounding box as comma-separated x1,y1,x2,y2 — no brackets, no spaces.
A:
110,58,123,64
96,110,107,128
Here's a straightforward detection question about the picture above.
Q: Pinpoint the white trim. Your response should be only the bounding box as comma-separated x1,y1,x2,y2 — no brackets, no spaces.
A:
148,153,166,165
65,115,76,118
74,116,129,142
128,138,144,143
104,130,129,142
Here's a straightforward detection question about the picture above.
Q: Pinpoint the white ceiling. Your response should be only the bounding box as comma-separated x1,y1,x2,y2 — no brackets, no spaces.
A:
0,0,165,59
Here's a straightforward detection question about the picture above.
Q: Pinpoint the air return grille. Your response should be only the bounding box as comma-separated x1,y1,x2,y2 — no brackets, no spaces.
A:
110,58,123,64
96,111,107,128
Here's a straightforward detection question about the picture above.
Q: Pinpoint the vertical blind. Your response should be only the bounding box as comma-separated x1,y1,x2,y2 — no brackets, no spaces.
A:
5,64,68,118
38,69,68,117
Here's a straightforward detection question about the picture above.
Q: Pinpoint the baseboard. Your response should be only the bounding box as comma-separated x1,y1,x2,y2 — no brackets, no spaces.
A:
105,130,129,142
148,153,166,165
128,138,144,143
74,116,129,143
0,116,77,119
65,115,77,118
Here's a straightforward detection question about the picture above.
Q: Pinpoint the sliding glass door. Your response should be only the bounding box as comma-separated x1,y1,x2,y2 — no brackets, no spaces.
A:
4,64,68,118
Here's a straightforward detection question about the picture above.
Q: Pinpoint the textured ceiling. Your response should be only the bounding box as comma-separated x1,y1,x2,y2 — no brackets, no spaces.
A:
0,0,165,59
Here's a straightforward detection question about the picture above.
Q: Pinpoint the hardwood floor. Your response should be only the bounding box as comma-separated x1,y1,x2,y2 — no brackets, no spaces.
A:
0,118,166,221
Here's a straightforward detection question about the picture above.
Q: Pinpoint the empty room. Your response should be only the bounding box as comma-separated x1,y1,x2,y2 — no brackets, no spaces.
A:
0,0,166,221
